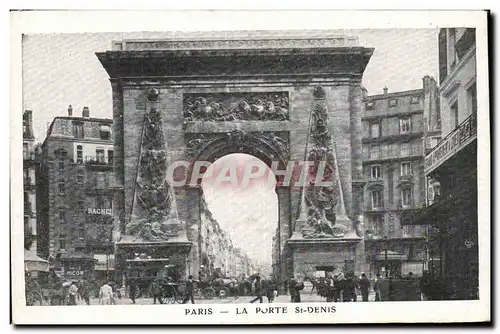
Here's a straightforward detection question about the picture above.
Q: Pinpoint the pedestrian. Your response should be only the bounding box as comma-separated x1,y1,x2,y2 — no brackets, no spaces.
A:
78,281,90,305
68,281,78,305
326,275,335,302
129,280,138,304
289,276,304,303
373,274,381,301
359,273,370,302
182,275,195,304
250,276,263,303
343,274,357,302
150,280,164,304
266,280,276,303
99,282,115,305
420,270,432,301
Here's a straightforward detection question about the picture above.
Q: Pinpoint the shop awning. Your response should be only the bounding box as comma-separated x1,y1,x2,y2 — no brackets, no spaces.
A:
24,250,49,272
94,254,115,271
374,250,408,261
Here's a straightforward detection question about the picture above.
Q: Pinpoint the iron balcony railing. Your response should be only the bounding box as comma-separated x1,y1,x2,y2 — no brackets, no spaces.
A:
425,112,477,174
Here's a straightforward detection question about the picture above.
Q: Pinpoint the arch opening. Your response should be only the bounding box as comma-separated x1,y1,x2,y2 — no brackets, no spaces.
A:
200,153,278,279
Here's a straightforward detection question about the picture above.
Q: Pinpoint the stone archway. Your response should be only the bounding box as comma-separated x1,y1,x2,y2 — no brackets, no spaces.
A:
184,129,292,281
96,32,374,285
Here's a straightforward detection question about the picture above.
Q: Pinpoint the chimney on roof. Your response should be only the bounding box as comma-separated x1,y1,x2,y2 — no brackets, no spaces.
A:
82,106,90,118
383,86,388,95
68,105,73,117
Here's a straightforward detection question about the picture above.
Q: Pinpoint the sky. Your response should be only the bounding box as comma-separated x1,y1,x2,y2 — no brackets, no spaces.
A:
22,29,439,266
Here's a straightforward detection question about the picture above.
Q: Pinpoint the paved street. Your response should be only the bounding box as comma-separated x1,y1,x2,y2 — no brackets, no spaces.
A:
80,288,377,305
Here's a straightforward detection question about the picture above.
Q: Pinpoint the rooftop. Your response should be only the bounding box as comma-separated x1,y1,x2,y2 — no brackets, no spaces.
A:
111,30,360,51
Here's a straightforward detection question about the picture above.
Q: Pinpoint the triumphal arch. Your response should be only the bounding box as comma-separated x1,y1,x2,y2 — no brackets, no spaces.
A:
96,31,374,284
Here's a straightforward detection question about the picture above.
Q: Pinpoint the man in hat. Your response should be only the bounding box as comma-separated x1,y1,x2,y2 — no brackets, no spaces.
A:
359,273,371,302
250,276,263,303
182,275,195,304
68,281,78,305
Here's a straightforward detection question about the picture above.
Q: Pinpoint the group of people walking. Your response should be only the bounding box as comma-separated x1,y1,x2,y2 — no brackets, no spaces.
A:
313,272,382,302
65,280,120,305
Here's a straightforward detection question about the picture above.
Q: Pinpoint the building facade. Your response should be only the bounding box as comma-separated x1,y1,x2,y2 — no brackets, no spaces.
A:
37,105,115,281
413,28,478,300
23,110,39,253
362,76,440,278
199,197,254,279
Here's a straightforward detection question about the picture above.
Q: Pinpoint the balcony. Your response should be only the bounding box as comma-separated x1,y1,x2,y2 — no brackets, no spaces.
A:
425,112,477,174
398,174,414,183
84,156,113,168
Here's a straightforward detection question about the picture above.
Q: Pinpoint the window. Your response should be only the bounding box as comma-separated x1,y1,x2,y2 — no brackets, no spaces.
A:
400,143,411,157
78,227,85,239
401,162,412,176
77,201,85,213
59,236,66,250
76,145,83,164
371,190,383,209
96,149,105,163
401,188,413,208
370,145,380,160
389,143,398,158
58,181,65,194
108,150,114,165
387,168,394,204
389,99,397,107
58,155,64,171
23,143,29,160
467,82,477,114
371,165,381,179
59,208,65,223
100,125,111,140
400,118,411,134
77,170,84,184
370,123,380,138
371,215,384,235
95,172,106,189
366,102,374,110
411,96,420,104
451,101,459,129
73,122,84,139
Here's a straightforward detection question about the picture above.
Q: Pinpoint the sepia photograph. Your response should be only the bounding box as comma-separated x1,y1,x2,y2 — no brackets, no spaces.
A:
11,10,490,324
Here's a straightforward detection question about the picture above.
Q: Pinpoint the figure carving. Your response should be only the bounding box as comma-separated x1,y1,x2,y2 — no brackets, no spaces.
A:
301,89,346,239
144,107,165,149
183,93,289,122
